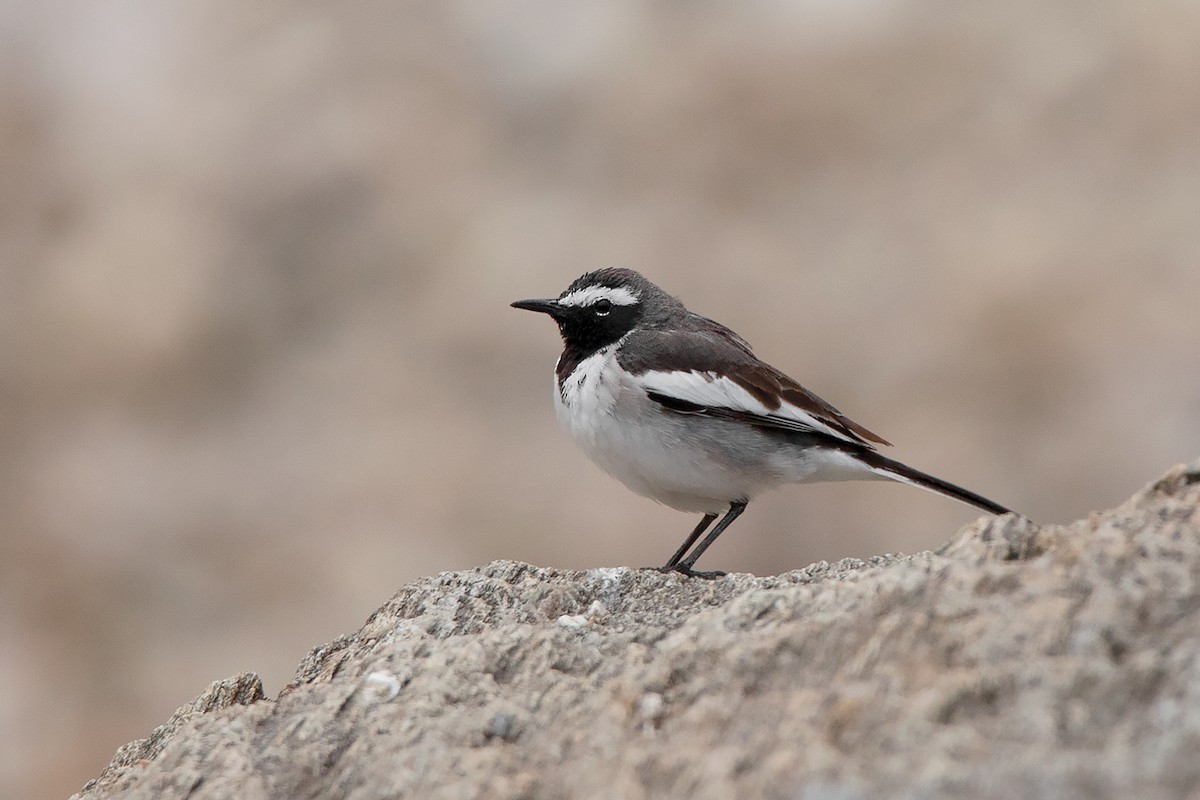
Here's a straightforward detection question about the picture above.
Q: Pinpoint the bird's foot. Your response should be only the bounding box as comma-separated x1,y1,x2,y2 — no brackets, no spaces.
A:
650,564,727,579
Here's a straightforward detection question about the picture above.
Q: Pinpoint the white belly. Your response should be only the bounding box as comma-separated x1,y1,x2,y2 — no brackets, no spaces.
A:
552,345,875,514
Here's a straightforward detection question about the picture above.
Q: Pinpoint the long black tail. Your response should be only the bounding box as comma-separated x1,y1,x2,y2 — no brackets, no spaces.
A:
854,448,1013,515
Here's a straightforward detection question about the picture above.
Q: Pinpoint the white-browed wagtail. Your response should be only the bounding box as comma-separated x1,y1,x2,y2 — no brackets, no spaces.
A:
513,268,1014,578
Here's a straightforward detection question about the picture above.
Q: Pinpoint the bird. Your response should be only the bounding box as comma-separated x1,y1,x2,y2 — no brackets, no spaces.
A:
512,267,1013,578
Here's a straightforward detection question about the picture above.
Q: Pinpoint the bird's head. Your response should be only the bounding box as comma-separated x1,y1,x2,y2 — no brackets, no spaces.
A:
512,268,675,352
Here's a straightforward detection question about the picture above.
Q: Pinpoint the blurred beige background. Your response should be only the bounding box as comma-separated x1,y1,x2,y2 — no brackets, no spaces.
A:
3,1,1199,797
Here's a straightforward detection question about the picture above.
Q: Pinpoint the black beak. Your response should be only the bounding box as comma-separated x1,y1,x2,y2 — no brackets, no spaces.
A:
511,298,566,318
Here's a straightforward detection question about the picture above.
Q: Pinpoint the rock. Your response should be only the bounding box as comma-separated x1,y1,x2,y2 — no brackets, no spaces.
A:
75,673,265,797
73,461,1200,800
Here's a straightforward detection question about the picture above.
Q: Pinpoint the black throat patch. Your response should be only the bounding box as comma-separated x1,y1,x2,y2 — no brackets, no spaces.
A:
554,302,639,387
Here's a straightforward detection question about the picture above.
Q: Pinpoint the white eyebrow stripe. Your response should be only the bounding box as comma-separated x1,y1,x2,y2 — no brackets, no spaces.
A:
558,285,640,308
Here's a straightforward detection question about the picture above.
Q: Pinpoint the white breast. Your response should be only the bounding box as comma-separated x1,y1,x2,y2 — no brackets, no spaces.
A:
551,344,883,514
551,342,756,514
553,344,624,457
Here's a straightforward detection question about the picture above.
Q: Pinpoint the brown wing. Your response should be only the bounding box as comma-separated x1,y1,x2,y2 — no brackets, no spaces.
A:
617,322,891,448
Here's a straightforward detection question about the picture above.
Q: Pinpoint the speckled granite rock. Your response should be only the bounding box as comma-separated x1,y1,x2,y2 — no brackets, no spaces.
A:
74,461,1200,800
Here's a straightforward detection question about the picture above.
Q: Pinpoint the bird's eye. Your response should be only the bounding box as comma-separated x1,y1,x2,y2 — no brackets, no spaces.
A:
593,299,613,315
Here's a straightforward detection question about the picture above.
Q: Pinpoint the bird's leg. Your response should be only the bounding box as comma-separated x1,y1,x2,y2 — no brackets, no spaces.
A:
658,513,717,571
673,501,748,578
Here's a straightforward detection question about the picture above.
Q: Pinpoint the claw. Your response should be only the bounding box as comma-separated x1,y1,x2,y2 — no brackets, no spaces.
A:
670,564,727,580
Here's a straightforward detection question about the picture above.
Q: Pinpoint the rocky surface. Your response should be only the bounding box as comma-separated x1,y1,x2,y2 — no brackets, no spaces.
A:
74,461,1200,799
